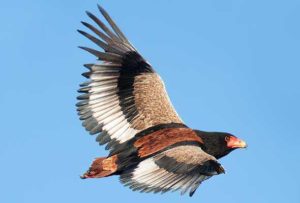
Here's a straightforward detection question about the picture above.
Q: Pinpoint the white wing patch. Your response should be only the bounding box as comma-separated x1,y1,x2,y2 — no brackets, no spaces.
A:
84,65,139,143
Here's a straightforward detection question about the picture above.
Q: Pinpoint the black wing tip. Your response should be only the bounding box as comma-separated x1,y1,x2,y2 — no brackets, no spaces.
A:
85,10,94,18
97,4,108,16
81,72,90,78
83,64,93,70
77,29,86,35
78,46,93,52
78,46,92,53
86,9,102,25
81,21,89,27
189,191,195,197
97,4,104,12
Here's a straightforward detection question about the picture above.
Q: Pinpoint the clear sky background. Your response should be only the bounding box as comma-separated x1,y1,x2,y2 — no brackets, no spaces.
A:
1,0,300,202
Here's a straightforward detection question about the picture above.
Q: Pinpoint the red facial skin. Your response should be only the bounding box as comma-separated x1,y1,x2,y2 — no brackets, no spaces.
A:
226,136,247,149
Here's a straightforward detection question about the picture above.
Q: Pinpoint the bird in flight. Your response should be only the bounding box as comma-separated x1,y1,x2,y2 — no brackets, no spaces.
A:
77,5,247,197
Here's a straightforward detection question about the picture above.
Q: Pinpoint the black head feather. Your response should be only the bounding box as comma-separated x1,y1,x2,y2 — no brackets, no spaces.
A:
194,130,236,159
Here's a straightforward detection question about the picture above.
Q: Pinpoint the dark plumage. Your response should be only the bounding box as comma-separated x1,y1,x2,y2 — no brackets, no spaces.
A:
77,5,247,197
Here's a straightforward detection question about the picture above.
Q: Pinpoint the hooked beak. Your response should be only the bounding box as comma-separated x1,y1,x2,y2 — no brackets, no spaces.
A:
227,136,247,149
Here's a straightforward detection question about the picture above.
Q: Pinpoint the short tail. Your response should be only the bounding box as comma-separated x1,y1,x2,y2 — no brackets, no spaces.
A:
81,155,118,179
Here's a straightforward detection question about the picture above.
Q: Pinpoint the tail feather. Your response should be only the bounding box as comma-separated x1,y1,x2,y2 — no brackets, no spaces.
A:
81,155,118,179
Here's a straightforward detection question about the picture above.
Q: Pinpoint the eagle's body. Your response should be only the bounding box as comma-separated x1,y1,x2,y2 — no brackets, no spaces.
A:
77,5,247,196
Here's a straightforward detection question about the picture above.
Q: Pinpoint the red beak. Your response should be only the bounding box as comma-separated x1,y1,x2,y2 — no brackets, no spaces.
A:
227,136,247,148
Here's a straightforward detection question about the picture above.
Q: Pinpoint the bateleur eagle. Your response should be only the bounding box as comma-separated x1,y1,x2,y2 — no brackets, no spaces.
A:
77,5,247,197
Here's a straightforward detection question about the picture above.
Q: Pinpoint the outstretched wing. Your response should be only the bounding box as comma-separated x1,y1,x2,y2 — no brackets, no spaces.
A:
77,5,183,151
120,145,225,196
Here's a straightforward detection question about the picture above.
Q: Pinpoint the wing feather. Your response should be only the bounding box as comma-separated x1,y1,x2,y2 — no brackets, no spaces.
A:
77,6,183,151
120,145,225,196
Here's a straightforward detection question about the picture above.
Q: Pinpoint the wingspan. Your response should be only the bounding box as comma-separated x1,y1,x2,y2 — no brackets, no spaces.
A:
77,5,183,151
120,145,225,196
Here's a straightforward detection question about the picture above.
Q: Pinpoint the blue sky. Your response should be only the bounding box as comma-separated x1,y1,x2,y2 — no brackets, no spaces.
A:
1,0,300,202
